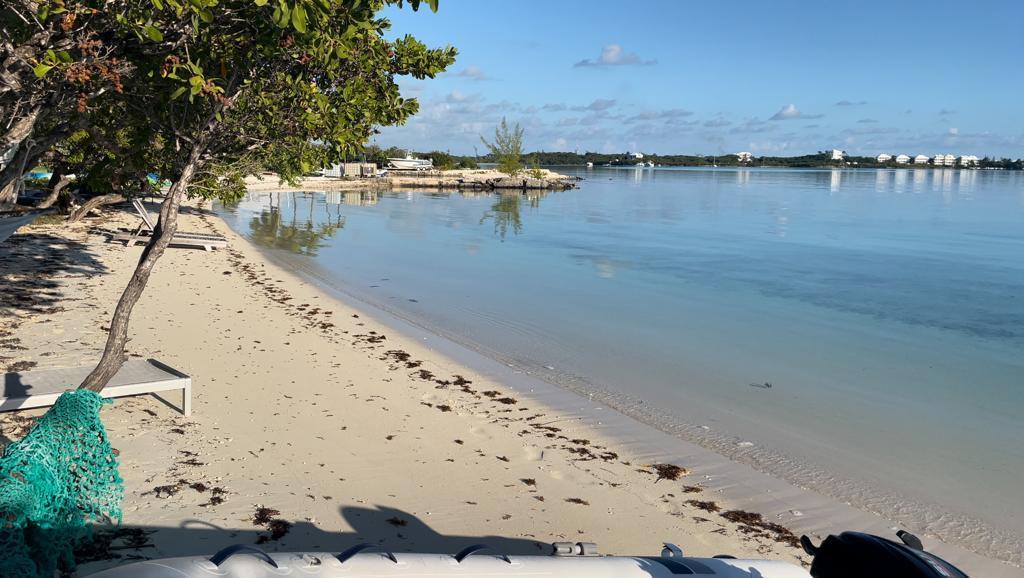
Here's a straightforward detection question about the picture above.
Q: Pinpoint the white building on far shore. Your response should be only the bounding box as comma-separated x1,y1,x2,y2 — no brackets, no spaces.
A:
895,154,911,164
630,151,644,160
736,151,753,163
830,149,845,161
877,153,892,163
933,154,955,167
914,154,930,165
959,155,980,166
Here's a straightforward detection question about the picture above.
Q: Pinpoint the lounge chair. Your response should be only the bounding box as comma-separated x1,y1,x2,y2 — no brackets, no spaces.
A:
111,199,227,251
2,358,192,416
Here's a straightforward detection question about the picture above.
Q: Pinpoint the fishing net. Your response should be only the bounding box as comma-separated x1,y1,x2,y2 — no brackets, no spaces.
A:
0,390,123,577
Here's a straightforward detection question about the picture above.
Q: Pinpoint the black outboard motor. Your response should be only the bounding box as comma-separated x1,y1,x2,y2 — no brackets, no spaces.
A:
801,530,969,578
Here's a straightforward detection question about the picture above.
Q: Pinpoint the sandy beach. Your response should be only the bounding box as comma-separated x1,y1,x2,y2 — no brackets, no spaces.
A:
0,200,813,573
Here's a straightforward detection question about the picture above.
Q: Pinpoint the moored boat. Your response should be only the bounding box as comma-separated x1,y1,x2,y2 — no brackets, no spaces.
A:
388,156,434,170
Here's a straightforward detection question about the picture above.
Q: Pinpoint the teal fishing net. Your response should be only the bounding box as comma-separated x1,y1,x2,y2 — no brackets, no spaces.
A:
0,390,123,577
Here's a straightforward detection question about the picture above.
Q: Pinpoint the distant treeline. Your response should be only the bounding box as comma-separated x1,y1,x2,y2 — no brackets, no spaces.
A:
360,146,1023,171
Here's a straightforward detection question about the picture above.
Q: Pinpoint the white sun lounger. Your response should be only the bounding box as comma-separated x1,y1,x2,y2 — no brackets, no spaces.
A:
1,358,191,416
111,199,227,251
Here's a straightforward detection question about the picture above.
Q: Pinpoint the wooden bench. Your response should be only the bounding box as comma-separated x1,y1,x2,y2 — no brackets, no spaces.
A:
2,359,191,416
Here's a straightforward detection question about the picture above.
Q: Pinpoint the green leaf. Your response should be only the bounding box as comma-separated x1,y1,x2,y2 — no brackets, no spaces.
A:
152,0,165,9
291,3,307,32
170,86,188,99
254,0,268,5
199,9,214,22
272,1,290,27
33,63,53,78
145,25,164,41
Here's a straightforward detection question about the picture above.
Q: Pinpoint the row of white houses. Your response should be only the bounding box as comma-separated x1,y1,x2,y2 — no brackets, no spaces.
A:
732,150,985,166
876,153,980,166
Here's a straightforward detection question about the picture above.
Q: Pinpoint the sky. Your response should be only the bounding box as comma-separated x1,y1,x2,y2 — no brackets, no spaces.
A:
376,0,1024,158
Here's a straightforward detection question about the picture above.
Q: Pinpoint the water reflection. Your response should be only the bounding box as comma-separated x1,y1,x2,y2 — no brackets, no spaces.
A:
247,192,346,256
480,192,524,241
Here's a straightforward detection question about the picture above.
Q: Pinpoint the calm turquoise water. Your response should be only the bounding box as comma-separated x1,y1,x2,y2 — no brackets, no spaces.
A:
216,167,1024,561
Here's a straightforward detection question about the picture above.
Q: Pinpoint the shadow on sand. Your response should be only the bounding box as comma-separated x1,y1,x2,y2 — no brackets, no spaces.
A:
0,232,108,319
77,504,551,574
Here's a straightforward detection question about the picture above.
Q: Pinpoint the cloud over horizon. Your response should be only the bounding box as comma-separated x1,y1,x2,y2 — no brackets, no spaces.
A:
574,44,656,68
770,104,823,121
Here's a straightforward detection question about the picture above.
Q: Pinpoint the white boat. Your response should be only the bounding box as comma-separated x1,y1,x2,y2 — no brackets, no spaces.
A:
646,161,655,167
87,530,966,578
88,542,810,577
586,162,594,168
635,162,645,167
388,156,433,170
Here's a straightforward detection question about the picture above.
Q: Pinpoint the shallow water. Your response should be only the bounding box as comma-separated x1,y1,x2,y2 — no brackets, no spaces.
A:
216,167,1024,563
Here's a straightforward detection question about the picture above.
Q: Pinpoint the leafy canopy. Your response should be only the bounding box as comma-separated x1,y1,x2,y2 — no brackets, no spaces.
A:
23,0,456,201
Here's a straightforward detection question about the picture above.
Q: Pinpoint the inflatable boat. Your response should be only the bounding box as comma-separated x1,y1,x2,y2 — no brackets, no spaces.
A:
87,530,969,578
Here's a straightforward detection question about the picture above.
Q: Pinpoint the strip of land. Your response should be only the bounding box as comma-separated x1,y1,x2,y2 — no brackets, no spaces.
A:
1,201,810,572
244,168,576,194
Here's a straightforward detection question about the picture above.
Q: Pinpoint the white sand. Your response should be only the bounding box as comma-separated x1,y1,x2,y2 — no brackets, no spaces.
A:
1,203,810,573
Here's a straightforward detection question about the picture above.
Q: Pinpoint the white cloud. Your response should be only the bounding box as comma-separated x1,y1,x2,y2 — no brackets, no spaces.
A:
769,104,822,121
551,137,569,150
770,104,800,120
571,98,617,112
948,127,959,135
835,100,867,106
454,65,489,81
574,44,656,68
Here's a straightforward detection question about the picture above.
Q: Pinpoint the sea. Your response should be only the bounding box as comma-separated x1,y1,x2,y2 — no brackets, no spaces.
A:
214,167,1024,565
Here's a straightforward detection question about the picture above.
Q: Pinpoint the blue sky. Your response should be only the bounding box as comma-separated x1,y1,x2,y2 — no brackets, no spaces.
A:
377,0,1023,157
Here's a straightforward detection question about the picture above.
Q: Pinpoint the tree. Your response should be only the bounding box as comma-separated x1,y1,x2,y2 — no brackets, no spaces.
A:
480,117,523,175
1,1,138,206
3,0,459,390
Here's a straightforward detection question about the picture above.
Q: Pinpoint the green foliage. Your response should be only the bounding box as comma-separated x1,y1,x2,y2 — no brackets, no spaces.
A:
481,117,524,175
528,155,544,179
17,0,457,202
422,150,457,170
456,156,479,169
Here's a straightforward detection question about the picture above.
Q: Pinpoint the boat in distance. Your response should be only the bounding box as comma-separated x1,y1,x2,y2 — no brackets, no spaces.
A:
388,156,434,170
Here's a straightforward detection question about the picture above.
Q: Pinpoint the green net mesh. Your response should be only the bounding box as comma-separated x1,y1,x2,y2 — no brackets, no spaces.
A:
0,390,123,577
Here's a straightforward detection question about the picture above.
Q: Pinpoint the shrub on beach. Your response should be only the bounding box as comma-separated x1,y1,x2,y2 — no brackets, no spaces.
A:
481,117,524,175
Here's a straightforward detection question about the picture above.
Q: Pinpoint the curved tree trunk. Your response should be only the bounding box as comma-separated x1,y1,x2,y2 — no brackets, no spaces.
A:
37,172,71,209
66,193,123,223
78,140,208,391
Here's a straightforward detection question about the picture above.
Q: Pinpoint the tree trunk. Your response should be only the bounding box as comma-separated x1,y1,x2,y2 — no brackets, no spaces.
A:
37,172,71,209
0,105,41,160
66,193,123,223
77,141,207,391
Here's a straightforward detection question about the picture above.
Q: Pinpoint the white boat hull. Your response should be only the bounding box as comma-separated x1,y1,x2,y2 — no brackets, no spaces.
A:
88,548,810,577
388,158,433,170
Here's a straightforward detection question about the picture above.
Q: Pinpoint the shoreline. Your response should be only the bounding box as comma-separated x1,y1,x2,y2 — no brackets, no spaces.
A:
0,202,807,574
216,193,1022,577
0,198,1018,576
